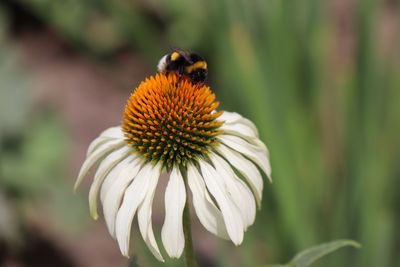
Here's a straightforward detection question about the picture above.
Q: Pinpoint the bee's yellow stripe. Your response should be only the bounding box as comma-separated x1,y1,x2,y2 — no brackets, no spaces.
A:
186,61,207,73
171,52,180,61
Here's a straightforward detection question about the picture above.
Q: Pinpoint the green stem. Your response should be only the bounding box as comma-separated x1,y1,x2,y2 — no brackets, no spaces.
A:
183,192,198,267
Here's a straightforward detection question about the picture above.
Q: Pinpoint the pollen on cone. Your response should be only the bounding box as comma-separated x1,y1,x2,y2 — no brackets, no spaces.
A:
122,73,223,169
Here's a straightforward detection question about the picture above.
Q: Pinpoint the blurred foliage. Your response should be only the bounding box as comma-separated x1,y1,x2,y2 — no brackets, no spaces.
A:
0,5,87,255
1,0,400,267
0,10,28,137
0,6,26,249
1,114,65,196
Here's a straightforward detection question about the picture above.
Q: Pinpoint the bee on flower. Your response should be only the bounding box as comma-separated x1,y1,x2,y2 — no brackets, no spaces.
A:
75,48,272,262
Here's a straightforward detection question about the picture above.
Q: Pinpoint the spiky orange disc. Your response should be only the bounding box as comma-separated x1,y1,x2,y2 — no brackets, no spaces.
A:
122,73,224,169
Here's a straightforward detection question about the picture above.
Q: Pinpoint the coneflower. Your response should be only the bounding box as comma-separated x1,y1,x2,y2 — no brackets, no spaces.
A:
75,70,271,263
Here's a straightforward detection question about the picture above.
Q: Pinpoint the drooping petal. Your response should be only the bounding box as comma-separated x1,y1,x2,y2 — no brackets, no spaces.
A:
234,178,256,227
100,156,135,203
115,164,161,257
218,134,272,180
220,125,268,152
87,127,125,156
216,144,264,207
209,154,256,229
75,139,125,190
218,111,270,151
87,137,112,157
137,164,164,262
102,157,142,237
187,164,229,240
219,111,259,136
89,146,131,220
161,168,186,258
220,117,257,139
199,161,244,245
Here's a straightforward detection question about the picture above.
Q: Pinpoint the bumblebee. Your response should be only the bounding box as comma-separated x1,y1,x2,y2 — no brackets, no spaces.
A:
157,48,208,84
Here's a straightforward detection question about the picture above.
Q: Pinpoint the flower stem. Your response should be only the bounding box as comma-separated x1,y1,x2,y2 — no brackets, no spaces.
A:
183,193,198,267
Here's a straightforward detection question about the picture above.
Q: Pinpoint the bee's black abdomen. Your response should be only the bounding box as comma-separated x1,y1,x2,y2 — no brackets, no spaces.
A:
190,69,208,84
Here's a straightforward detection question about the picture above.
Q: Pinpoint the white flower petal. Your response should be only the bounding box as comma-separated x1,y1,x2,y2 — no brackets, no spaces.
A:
102,157,142,237
234,178,256,227
161,168,186,258
216,144,264,207
220,125,268,152
219,111,259,136
218,111,269,152
100,156,135,203
75,139,125,191
115,164,160,257
89,146,131,220
221,122,257,139
187,164,229,240
137,164,164,262
87,137,113,157
249,137,269,153
220,116,257,138
210,154,256,229
219,134,272,181
87,127,124,156
101,126,125,138
199,161,244,245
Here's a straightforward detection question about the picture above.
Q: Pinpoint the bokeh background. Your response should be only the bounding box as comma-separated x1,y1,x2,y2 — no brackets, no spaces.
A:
0,0,399,267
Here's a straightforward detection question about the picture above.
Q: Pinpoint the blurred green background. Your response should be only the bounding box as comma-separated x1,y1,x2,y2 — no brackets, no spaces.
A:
0,0,399,267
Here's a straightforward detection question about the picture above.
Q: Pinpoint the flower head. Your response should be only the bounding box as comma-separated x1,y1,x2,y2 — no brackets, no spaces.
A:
122,74,223,170
75,73,271,261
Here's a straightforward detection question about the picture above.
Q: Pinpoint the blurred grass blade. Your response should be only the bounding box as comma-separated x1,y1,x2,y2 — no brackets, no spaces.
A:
289,239,361,267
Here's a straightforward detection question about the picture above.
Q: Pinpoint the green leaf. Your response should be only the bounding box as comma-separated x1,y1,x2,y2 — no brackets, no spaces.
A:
289,239,361,267
267,240,361,267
